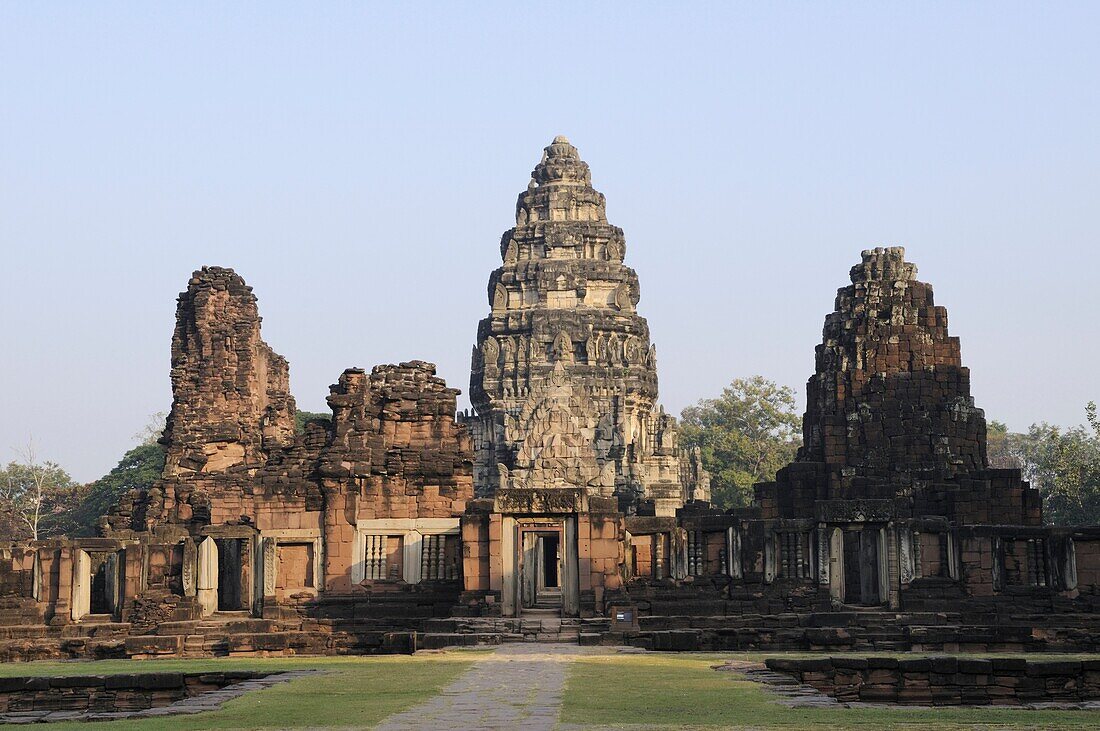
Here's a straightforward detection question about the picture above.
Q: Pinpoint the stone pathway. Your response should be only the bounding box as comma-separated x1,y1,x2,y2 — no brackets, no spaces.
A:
376,645,603,731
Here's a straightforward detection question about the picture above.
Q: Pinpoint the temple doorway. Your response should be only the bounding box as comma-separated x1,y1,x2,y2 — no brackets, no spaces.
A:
215,538,246,611
842,528,884,606
540,533,560,594
88,552,119,616
502,516,579,618
72,549,121,620
520,530,562,613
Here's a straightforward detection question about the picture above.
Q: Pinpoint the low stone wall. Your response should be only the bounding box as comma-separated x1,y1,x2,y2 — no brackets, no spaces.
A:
0,670,270,715
765,656,1100,705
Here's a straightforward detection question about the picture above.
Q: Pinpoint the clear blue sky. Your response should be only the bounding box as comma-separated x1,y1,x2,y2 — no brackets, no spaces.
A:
2,3,1097,481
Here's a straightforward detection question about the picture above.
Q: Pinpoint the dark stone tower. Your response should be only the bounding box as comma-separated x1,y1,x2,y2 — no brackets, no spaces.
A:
758,247,1040,525
801,246,986,496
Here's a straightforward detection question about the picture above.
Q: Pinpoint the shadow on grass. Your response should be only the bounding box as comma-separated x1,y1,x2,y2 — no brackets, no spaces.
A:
7,651,484,730
561,653,1100,730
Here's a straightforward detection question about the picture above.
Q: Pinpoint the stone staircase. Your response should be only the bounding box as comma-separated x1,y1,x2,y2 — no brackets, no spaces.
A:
418,614,613,648
136,611,290,657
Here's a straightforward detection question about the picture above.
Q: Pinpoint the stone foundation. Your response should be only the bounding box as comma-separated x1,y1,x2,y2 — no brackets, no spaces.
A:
766,656,1100,706
0,670,268,714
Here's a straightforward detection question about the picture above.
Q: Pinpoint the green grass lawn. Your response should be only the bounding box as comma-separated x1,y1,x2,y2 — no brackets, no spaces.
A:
5,648,1100,729
561,653,1100,730
5,651,479,730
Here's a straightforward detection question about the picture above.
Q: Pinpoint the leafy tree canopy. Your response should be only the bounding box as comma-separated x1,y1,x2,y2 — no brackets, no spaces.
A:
295,410,332,434
986,404,1100,525
63,443,166,537
0,458,78,539
679,376,801,510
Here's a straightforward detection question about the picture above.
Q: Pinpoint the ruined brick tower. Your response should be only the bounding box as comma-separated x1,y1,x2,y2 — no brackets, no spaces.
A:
162,266,297,477
802,246,987,497
758,247,1040,526
463,136,708,515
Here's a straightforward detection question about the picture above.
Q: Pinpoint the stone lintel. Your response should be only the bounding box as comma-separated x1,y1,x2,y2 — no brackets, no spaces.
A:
493,488,588,515
623,516,678,534
815,499,895,523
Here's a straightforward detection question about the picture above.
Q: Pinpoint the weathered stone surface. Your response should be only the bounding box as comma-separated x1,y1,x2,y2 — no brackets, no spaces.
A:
461,136,708,516
0,141,1097,665
756,247,1042,526
805,247,983,489
763,656,1100,707
320,362,473,520
163,267,296,478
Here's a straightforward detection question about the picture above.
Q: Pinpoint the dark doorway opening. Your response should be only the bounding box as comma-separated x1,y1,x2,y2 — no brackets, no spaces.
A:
216,538,244,611
88,552,116,615
843,529,881,606
542,534,560,588
519,529,564,614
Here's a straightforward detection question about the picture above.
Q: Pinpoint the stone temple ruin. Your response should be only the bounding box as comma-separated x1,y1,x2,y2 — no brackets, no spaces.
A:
0,137,1098,662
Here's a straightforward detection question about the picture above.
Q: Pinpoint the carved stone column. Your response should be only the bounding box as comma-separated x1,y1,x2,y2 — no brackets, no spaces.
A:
70,549,90,621
197,537,218,617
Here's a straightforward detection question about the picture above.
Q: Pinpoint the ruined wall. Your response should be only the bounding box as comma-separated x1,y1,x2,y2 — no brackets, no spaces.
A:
320,362,474,592
162,267,296,478
320,362,472,521
102,269,474,610
766,656,1100,706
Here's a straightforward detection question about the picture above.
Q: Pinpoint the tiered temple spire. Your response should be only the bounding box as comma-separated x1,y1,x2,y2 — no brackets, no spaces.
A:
464,136,709,514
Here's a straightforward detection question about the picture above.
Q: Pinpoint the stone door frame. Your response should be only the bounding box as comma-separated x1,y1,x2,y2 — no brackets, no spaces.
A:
259,528,324,609
195,527,258,617
502,516,579,618
70,547,123,621
825,524,889,607
519,527,562,609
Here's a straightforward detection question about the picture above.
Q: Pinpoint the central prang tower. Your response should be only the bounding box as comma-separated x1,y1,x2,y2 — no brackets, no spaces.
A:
463,136,708,516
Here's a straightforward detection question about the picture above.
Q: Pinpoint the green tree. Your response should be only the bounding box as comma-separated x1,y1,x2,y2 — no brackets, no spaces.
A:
295,410,332,434
679,376,801,509
1021,403,1100,525
29,412,170,538
0,445,80,539
64,442,167,536
987,404,1100,526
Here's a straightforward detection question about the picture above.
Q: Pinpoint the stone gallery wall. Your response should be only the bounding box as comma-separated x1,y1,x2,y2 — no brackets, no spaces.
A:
0,670,272,715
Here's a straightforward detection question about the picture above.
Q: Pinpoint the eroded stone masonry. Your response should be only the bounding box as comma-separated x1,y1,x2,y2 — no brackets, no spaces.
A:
0,138,1098,662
